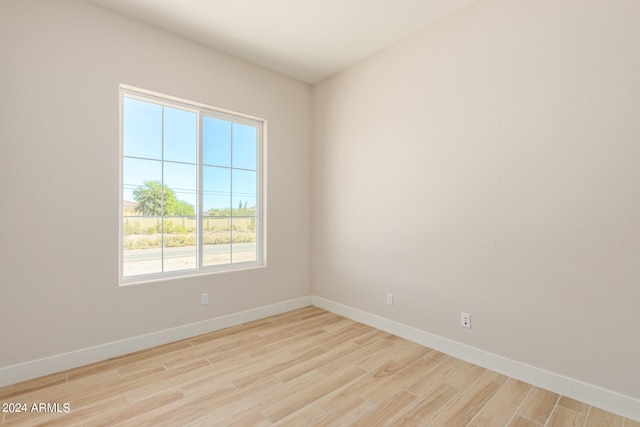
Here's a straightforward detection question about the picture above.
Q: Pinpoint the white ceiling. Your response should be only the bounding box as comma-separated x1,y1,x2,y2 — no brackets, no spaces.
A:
90,0,478,84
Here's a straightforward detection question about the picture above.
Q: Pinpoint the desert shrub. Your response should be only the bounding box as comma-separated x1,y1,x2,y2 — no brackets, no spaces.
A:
164,235,196,247
164,220,175,233
124,231,254,249
123,236,161,250
232,232,256,243
163,219,193,235
123,220,141,235
215,234,231,244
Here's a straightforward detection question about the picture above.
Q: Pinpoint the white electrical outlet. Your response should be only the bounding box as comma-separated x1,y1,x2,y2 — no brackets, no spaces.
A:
461,312,471,328
386,293,393,306
201,293,208,305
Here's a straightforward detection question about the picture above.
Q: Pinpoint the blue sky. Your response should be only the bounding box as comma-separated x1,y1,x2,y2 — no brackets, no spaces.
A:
123,97,257,213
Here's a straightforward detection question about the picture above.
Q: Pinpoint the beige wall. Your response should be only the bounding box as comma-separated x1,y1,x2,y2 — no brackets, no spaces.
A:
0,0,311,367
312,0,640,399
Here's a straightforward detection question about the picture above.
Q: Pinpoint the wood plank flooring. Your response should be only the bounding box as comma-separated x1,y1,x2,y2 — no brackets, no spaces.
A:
0,307,637,426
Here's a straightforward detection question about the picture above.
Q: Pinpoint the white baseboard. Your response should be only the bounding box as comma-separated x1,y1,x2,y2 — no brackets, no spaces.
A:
0,296,312,388
311,296,640,422
2,295,638,422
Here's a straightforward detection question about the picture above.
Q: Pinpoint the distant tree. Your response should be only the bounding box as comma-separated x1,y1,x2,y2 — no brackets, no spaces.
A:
133,181,194,216
175,200,195,216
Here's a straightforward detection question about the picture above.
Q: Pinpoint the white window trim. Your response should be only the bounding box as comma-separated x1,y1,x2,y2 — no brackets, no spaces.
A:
119,85,266,285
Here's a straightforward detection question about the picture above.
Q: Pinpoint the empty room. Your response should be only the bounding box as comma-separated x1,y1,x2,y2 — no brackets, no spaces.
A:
1,0,639,425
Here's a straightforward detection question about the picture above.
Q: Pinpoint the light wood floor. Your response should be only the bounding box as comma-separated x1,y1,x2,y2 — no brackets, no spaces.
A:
1,307,637,426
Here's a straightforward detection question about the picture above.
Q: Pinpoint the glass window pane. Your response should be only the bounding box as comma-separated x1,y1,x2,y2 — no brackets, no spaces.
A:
203,217,231,266
164,107,197,163
123,245,162,277
122,158,162,277
203,117,231,167
163,218,196,272
163,162,197,216
123,158,162,209
121,89,262,282
123,157,163,277
232,169,257,215
123,97,162,159
162,162,196,272
203,166,231,215
232,123,257,170
231,239,257,264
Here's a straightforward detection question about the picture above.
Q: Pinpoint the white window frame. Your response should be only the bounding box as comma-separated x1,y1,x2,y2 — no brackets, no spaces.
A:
119,85,266,284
